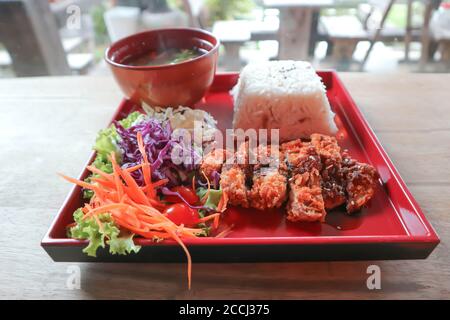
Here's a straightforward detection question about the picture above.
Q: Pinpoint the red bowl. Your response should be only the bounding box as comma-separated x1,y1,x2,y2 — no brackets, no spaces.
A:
105,28,219,107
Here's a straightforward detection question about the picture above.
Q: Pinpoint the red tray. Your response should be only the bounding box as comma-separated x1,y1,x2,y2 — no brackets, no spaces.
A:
42,72,439,262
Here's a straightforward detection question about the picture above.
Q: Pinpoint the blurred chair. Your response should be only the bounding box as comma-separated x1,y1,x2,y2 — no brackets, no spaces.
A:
430,1,450,69
104,6,141,41
0,0,98,77
104,1,189,42
181,0,207,27
0,0,71,76
419,0,443,69
212,20,252,70
320,0,423,68
51,0,97,74
211,3,279,70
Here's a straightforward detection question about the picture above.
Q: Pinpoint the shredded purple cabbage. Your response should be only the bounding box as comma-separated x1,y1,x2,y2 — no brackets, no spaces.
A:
114,118,200,188
211,170,221,189
161,187,213,212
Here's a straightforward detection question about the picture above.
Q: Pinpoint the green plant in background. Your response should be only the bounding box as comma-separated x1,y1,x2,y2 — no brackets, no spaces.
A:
205,0,254,24
91,3,108,45
90,3,109,62
167,0,184,10
322,2,425,29
387,2,424,29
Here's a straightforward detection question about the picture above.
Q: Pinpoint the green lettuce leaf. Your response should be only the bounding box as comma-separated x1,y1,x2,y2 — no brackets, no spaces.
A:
68,209,140,257
196,187,223,210
195,188,223,237
118,111,144,129
109,233,141,255
93,126,119,161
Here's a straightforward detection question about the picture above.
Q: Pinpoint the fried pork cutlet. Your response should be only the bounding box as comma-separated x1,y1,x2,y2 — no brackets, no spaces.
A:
234,140,254,178
220,142,252,208
342,151,379,213
310,134,346,210
282,140,326,222
220,165,250,207
199,148,232,181
248,145,287,210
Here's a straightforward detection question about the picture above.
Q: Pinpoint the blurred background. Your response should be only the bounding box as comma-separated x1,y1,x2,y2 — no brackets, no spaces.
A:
0,0,449,77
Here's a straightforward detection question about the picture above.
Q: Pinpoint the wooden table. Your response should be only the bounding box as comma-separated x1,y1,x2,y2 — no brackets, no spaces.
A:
263,0,359,60
0,74,449,299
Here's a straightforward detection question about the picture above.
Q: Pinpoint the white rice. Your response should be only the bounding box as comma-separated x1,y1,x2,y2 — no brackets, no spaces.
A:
231,61,337,142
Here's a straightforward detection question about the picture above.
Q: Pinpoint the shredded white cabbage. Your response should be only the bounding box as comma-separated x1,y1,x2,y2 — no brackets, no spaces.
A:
142,103,218,147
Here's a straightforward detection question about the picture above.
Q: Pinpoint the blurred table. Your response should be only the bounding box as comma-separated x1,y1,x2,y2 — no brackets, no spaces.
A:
0,73,450,299
263,0,360,60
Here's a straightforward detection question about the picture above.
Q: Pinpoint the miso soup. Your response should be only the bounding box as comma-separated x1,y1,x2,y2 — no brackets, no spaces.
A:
125,47,206,67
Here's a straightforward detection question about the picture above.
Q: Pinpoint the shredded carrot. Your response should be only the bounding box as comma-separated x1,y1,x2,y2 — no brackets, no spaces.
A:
196,213,220,223
86,166,114,181
200,170,211,204
137,131,155,198
213,214,220,229
217,190,228,213
150,178,168,188
58,173,106,200
125,163,143,173
91,177,116,189
108,153,151,207
109,153,125,201
215,224,234,238
82,203,130,220
165,227,192,290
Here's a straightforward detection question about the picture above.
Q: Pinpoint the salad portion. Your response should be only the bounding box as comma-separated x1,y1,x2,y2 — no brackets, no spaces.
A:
60,107,227,288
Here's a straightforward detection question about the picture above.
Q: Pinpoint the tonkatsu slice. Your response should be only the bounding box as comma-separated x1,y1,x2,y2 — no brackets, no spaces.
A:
287,171,326,222
342,151,379,213
282,140,326,222
310,133,346,209
248,145,287,210
199,148,232,181
220,165,250,208
220,142,252,208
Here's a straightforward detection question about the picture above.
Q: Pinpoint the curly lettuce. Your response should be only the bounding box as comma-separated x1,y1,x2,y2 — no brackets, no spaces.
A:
69,209,141,257
118,111,144,129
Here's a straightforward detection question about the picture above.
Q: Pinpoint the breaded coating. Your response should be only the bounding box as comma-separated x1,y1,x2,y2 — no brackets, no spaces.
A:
310,134,341,162
199,148,232,180
283,141,322,175
280,139,303,154
220,165,250,208
234,140,254,179
210,135,380,219
342,151,379,213
311,134,346,209
287,171,326,222
220,141,252,208
282,140,326,222
248,145,287,210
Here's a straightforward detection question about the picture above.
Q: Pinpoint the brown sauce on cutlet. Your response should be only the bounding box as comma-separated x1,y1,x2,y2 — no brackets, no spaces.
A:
201,135,379,223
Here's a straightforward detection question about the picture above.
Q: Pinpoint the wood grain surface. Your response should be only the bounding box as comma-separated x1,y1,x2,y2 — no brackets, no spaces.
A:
0,73,449,299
